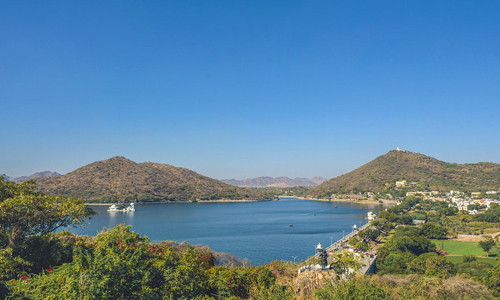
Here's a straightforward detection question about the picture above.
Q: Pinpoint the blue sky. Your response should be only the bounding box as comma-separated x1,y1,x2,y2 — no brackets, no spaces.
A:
1,1,499,180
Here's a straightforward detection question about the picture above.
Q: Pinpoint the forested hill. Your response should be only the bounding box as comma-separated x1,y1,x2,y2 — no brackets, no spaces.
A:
35,156,273,202
309,150,500,196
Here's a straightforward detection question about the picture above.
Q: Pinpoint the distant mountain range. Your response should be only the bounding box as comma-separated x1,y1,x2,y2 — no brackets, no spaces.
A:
35,156,274,202
309,149,500,197
221,176,327,187
9,171,61,183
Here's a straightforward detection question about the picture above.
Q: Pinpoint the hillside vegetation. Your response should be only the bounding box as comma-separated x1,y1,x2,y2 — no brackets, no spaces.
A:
36,156,273,202
310,150,500,197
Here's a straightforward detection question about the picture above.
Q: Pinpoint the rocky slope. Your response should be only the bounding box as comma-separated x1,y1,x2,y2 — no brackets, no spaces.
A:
36,156,273,202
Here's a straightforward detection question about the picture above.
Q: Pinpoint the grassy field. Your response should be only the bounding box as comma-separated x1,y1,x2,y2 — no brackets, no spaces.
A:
444,255,497,266
431,239,499,265
432,240,490,256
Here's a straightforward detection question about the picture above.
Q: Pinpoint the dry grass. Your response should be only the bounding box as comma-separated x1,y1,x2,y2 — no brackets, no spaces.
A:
372,274,494,300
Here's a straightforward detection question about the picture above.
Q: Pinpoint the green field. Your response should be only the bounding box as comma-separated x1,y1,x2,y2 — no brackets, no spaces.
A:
444,255,497,266
432,240,485,256
431,239,499,265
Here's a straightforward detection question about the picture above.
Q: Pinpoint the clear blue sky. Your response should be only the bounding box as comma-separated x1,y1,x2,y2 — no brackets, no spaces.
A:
1,1,499,180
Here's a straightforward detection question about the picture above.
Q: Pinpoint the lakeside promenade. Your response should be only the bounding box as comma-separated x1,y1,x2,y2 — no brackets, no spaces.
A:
323,219,377,276
324,219,373,254
299,218,376,275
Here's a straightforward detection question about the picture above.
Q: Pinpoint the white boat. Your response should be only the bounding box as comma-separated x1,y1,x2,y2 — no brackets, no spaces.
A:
107,204,120,212
107,203,136,212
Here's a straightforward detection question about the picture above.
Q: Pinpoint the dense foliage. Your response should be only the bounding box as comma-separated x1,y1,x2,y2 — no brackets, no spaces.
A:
0,176,94,255
6,225,293,300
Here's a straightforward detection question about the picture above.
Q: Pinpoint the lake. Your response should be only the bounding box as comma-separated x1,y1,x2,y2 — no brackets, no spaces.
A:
69,198,388,265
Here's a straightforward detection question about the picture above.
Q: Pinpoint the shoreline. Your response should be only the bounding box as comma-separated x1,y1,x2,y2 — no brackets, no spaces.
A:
86,197,397,206
280,196,398,205
85,199,275,205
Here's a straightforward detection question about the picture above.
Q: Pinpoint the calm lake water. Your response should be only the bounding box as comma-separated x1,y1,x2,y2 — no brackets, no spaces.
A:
69,198,388,265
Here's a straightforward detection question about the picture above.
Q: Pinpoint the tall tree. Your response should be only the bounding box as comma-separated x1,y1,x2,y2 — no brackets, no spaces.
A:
0,176,94,254
479,236,496,257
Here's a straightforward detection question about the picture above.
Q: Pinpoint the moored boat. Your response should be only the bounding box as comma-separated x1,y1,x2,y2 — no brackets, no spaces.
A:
107,203,136,212
107,204,120,212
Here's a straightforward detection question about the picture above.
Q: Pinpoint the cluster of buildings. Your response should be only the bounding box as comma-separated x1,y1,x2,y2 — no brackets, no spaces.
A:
404,189,500,214
447,191,499,213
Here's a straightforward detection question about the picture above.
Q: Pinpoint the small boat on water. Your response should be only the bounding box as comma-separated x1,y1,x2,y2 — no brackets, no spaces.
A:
107,204,120,212
108,203,136,212
289,224,293,227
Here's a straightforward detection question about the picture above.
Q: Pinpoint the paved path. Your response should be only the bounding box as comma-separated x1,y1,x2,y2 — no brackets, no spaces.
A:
322,220,377,275
324,220,373,254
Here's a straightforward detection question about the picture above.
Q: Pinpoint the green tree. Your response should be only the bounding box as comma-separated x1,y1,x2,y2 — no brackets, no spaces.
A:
348,236,359,247
423,256,456,278
163,246,208,299
378,211,397,222
457,260,492,278
0,177,94,255
9,225,166,299
486,256,500,296
420,222,448,239
365,228,381,241
479,236,496,257
376,253,409,274
355,241,369,252
408,252,439,275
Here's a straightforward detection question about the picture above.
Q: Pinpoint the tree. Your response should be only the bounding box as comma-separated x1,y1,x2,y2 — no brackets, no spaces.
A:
0,176,94,254
457,261,492,278
486,256,500,296
365,228,381,241
329,253,363,279
376,253,409,274
423,256,456,278
479,236,496,257
348,236,359,247
378,211,397,222
355,241,369,252
8,225,166,299
420,222,448,239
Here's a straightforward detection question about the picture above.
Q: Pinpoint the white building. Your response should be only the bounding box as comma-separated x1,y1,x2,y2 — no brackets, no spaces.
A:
396,180,407,187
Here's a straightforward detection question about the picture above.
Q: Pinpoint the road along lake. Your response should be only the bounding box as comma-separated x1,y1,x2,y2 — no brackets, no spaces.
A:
68,198,389,265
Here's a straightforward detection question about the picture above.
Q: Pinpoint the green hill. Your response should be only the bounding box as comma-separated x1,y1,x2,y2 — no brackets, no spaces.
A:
35,156,273,202
309,150,500,196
